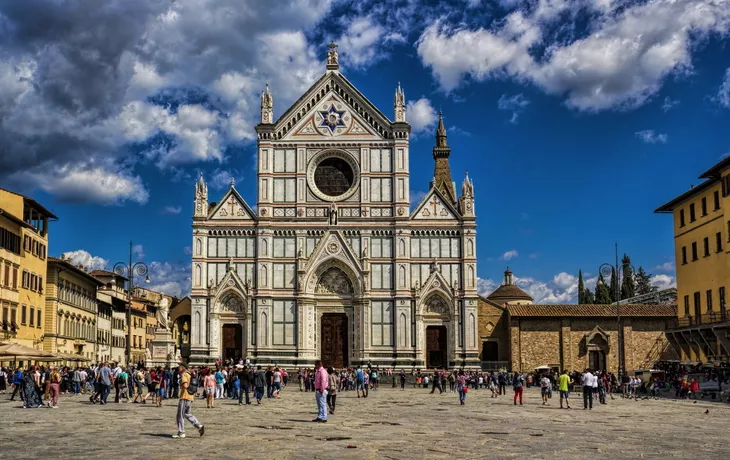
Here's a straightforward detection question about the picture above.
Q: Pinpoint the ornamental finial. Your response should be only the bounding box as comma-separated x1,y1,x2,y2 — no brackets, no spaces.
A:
326,41,339,71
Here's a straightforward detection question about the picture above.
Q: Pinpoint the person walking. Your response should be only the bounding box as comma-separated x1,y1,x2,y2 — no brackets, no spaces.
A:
540,374,551,405
512,372,524,406
399,369,406,390
204,370,216,408
49,366,61,409
254,365,266,404
237,365,251,406
96,362,113,405
558,369,572,409
582,369,595,410
22,368,42,408
326,367,338,415
430,368,443,394
173,363,204,439
456,370,468,405
313,360,328,423
9,367,24,402
498,372,507,395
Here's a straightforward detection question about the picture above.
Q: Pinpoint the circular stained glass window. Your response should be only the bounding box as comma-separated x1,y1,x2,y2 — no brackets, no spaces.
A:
313,157,355,197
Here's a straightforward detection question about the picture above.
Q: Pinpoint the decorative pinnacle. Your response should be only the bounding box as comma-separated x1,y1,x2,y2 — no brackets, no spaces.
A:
230,176,235,188
436,111,447,147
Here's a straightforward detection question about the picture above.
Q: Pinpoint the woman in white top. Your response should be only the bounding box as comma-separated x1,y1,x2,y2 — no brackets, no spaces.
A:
272,368,282,398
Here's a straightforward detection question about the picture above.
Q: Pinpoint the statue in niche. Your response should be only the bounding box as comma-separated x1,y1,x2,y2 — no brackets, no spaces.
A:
329,203,338,225
316,268,353,296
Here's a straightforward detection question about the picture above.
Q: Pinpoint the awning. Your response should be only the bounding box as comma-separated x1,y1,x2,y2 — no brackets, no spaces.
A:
0,342,57,361
54,352,91,362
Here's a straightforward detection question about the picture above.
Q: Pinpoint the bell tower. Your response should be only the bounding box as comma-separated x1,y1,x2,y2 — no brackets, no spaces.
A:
430,112,457,205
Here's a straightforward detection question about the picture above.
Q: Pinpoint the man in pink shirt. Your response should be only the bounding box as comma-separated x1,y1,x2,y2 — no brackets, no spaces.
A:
313,360,329,423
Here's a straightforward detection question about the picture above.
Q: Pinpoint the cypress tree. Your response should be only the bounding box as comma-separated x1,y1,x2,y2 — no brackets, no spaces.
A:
578,270,585,304
609,267,618,303
620,254,636,300
635,266,657,295
584,286,595,304
595,273,612,304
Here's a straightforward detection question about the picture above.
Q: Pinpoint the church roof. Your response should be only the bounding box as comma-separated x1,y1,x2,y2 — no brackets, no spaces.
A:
487,284,533,301
505,304,677,317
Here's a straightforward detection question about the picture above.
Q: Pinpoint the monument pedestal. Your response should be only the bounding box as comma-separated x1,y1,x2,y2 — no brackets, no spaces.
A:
149,329,176,368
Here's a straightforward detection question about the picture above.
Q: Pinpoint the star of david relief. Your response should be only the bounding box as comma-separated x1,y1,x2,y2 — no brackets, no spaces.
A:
424,295,449,315
315,267,353,296
315,102,350,136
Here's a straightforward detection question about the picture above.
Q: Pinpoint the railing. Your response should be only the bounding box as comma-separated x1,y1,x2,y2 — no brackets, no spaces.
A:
671,310,729,328
481,361,510,371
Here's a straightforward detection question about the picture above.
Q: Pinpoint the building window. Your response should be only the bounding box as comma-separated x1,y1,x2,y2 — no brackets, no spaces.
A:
29,307,34,326
36,309,41,328
371,263,393,290
704,237,710,257
0,227,21,255
272,237,296,258
370,178,392,202
21,305,27,325
371,301,393,346
272,178,296,202
369,149,392,173
694,292,701,319
684,295,690,316
701,197,707,216
689,203,696,222
720,287,726,312
717,232,723,253
707,290,713,312
411,237,460,258
272,300,296,345
714,190,720,210
370,237,393,258
691,242,698,261
679,209,685,227
272,263,296,289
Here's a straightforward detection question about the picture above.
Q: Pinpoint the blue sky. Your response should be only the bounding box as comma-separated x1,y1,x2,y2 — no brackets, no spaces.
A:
2,0,730,301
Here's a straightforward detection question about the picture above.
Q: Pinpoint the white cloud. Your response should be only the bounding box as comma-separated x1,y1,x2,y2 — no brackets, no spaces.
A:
655,261,675,272
636,129,668,144
501,250,519,260
337,15,394,68
406,98,438,135
163,205,182,214
61,250,108,271
651,274,676,290
209,169,238,190
417,0,730,111
132,244,145,259
478,271,587,304
661,96,680,112
146,260,192,298
716,67,730,108
497,93,530,123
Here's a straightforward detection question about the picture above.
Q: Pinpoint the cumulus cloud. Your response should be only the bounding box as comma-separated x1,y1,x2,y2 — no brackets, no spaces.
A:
661,96,680,112
501,250,519,261
478,271,590,304
716,67,730,108
497,93,530,123
61,250,108,271
417,0,730,111
406,98,438,135
0,0,331,204
651,274,676,290
655,261,675,272
337,15,404,68
146,260,192,298
162,205,182,214
636,130,668,144
209,169,239,190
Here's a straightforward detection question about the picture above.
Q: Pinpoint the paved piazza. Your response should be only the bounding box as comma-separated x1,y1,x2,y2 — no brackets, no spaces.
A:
1,388,728,459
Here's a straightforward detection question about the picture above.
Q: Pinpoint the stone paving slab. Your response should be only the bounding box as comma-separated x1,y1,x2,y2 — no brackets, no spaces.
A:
1,388,728,459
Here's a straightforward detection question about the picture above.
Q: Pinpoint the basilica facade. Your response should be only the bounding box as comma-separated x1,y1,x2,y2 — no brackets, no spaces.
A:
189,43,479,369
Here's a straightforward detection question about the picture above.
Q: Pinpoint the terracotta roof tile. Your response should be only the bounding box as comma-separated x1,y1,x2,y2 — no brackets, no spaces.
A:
505,304,677,317
487,284,533,301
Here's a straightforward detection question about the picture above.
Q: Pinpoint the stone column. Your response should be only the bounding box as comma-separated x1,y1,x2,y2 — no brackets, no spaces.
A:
560,319,572,372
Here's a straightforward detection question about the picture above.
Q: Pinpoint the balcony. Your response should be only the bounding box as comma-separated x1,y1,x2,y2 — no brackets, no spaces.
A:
670,311,729,328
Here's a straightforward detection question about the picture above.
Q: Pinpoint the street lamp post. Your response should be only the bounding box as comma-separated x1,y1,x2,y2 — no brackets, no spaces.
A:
599,243,635,378
113,241,149,366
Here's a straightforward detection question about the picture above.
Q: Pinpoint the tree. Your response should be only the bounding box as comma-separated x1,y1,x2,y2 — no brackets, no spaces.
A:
609,267,618,303
620,254,636,300
578,270,585,304
635,266,657,295
594,273,612,304
584,286,595,304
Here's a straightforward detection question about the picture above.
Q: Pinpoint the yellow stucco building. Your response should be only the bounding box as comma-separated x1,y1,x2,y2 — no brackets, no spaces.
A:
656,157,730,361
0,188,56,351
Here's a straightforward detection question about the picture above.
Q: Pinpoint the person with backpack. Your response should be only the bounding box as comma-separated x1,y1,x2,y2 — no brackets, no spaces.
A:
513,372,525,406
254,365,266,404
173,363,204,439
214,367,225,399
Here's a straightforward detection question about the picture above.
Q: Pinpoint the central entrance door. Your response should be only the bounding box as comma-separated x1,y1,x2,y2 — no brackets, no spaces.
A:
321,313,348,369
222,324,242,362
426,325,447,369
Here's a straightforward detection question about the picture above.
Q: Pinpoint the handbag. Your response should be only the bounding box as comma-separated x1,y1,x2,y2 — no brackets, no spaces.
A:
462,386,468,393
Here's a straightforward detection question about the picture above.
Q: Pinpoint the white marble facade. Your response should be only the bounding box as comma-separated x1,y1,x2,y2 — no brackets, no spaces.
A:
190,45,479,369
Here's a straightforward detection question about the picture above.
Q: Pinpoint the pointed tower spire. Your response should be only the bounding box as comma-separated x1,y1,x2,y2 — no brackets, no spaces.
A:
431,111,456,205
194,172,208,218
394,82,406,122
230,175,236,188
260,82,273,124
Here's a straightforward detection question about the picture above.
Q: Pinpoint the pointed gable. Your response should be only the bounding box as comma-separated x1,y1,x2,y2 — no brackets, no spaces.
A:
302,230,365,296
271,72,393,141
208,188,256,221
411,187,460,221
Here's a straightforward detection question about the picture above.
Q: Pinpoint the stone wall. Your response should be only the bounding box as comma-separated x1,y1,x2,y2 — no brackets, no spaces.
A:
477,298,509,362
510,318,561,371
